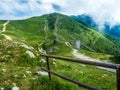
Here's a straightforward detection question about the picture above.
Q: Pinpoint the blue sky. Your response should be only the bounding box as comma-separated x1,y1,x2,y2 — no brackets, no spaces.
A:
0,0,120,27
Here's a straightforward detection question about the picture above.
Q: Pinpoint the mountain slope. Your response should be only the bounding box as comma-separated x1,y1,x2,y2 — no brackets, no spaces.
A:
104,23,120,38
1,13,120,55
71,14,98,29
72,14,120,39
0,13,118,90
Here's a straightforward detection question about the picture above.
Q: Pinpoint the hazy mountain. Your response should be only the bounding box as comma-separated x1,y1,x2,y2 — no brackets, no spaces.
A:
104,23,120,38
71,14,98,29
72,14,120,39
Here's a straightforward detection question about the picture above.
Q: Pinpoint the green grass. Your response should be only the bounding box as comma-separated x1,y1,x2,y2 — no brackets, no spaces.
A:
0,13,119,90
0,59,114,90
1,13,120,55
78,49,112,61
48,59,116,90
31,76,84,90
78,49,120,63
0,40,116,90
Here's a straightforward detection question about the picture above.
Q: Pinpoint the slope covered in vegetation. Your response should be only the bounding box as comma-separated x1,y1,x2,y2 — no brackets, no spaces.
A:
0,13,119,90
1,13,120,55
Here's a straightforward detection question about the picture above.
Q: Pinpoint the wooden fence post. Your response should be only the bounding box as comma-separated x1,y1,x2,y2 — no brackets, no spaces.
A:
41,54,120,89
117,66,120,90
46,57,51,80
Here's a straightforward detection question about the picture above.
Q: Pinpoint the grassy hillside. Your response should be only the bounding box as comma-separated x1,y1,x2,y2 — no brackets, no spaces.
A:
0,40,116,90
0,13,119,89
1,13,120,55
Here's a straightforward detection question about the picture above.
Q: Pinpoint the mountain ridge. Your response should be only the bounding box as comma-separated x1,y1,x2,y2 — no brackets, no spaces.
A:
0,13,120,56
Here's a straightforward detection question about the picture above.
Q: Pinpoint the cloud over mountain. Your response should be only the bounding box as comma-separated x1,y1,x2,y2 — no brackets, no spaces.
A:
0,0,120,28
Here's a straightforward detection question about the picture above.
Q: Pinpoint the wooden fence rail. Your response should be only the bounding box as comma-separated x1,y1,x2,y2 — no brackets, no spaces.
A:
41,54,120,90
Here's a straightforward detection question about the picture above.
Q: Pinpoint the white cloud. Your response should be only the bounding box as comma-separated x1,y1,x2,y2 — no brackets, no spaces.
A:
0,0,120,27
0,0,58,19
60,0,120,27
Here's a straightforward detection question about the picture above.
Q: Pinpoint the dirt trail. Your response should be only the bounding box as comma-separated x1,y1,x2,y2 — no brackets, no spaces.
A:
72,49,115,73
1,20,12,41
1,34,12,41
72,49,100,61
2,20,9,32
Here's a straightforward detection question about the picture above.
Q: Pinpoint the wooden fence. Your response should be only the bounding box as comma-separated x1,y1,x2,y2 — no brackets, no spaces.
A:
41,54,120,90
